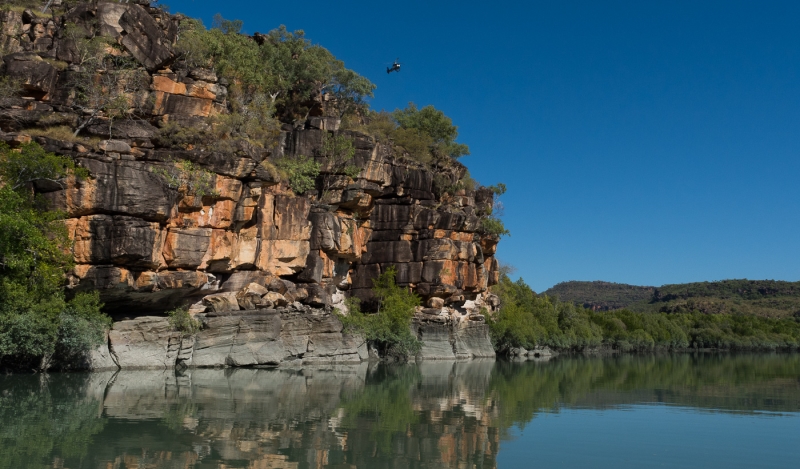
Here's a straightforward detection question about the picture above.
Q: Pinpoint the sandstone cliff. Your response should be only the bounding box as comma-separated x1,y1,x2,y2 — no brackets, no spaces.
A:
0,1,500,367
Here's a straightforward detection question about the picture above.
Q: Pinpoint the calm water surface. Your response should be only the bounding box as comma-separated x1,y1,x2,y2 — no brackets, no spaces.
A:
1,354,799,468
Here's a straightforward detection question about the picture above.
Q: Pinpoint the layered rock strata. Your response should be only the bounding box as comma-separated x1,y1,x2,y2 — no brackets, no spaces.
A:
0,1,500,367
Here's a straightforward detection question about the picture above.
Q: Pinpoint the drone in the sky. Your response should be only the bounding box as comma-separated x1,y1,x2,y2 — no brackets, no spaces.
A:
387,59,401,74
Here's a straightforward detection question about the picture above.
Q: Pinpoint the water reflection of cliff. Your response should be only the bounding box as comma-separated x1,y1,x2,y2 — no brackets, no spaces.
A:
1,354,799,469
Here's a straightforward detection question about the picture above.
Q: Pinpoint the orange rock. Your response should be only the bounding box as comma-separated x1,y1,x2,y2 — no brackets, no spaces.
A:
135,271,158,290
186,82,215,100
152,75,187,94
153,92,213,117
214,176,243,201
71,265,134,290
319,250,336,278
162,227,212,269
208,200,235,229
257,193,311,241
451,231,474,242
229,226,258,270
438,260,459,286
255,239,310,276
480,236,499,256
199,229,236,272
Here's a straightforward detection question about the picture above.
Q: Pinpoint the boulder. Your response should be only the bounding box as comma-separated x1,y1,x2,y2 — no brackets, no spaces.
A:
202,292,240,313
264,292,289,307
117,3,175,70
99,139,132,153
236,289,262,310
3,53,57,99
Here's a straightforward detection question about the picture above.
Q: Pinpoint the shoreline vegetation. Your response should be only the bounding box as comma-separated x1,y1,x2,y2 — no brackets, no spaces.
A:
487,274,800,355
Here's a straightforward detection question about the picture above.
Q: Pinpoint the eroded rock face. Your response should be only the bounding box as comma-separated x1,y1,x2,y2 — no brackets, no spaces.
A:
413,309,496,360
102,307,367,369
0,2,501,366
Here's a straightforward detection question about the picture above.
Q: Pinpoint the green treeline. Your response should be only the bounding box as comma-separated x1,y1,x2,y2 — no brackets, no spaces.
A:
545,279,800,317
487,274,800,353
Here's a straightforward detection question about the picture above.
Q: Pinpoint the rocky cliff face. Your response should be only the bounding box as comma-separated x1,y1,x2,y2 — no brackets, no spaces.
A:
0,1,500,367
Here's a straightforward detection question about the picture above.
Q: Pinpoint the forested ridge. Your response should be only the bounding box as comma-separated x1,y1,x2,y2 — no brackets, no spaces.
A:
487,275,800,353
544,279,800,318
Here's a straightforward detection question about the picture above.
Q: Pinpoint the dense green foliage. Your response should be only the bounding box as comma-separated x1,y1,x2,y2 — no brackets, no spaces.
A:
337,267,421,357
487,274,800,353
544,279,800,318
355,104,470,166
0,143,109,370
480,216,510,237
176,17,374,123
275,155,321,194
167,306,201,335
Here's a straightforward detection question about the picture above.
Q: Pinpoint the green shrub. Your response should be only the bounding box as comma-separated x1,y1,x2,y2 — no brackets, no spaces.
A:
337,267,421,358
167,307,202,335
275,155,321,194
392,103,469,160
391,127,434,164
54,292,110,367
480,216,510,237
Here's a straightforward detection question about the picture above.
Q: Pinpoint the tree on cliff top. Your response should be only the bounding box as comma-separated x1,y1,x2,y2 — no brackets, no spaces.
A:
392,103,470,160
176,17,375,121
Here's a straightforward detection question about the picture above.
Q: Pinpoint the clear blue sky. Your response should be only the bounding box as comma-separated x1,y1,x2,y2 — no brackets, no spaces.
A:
166,0,800,292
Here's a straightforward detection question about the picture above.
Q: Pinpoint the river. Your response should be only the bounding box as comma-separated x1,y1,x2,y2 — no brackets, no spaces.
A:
1,353,798,468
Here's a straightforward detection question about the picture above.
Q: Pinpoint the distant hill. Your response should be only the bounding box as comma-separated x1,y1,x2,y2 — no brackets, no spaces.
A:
543,281,655,311
543,279,800,318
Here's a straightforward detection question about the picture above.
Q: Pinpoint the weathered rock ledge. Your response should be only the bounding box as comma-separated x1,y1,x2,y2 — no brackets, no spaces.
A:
88,305,495,370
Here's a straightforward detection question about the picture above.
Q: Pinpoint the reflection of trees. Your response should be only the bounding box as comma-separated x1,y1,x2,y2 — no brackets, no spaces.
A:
486,353,800,436
338,365,421,455
1,354,799,468
336,362,499,468
0,373,108,469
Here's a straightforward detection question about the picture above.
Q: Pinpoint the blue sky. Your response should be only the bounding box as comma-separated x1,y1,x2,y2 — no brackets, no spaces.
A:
165,0,800,292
